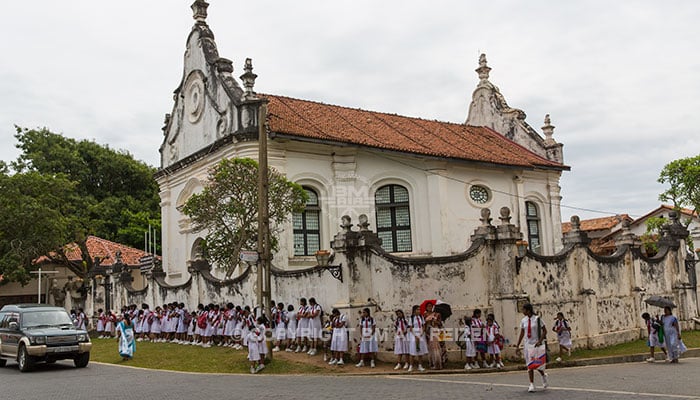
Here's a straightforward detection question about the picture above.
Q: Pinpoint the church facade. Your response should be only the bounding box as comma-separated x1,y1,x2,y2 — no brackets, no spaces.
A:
155,1,568,283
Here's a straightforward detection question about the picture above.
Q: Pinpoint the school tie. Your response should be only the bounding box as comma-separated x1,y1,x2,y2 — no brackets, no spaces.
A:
527,317,532,338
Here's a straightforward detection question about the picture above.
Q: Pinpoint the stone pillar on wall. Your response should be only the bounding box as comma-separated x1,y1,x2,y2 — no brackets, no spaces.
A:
331,216,364,306
659,212,697,325
564,216,599,347
490,207,528,347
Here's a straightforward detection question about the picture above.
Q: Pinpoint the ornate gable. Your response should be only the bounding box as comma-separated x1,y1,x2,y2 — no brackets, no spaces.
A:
159,1,262,169
466,54,564,164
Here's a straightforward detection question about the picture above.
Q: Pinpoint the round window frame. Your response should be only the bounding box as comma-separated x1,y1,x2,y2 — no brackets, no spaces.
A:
467,184,492,206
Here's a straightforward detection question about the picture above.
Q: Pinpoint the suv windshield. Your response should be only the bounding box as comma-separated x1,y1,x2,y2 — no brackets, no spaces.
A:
22,310,74,329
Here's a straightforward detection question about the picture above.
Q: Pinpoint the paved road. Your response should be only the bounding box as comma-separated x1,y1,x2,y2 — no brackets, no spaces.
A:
2,357,700,400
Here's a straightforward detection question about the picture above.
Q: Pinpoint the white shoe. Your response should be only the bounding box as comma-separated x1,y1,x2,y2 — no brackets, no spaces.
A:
555,357,562,362
497,361,504,369
250,366,256,374
355,360,364,368
472,362,480,369
337,359,344,366
272,346,280,352
286,347,294,352
323,353,327,361
528,383,535,392
646,357,655,363
418,364,425,372
329,359,337,365
394,363,402,370
407,365,413,372
256,364,265,372
542,373,548,389
302,346,308,353
370,360,375,368
464,363,472,370
403,363,409,370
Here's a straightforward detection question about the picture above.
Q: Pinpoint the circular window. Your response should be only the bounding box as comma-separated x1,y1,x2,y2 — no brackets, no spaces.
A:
469,185,490,204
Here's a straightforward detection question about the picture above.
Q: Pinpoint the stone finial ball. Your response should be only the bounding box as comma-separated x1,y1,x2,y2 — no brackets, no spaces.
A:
358,214,368,225
500,207,511,218
481,208,491,219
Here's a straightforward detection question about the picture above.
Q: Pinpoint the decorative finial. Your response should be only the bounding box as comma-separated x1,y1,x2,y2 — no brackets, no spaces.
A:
191,0,209,23
476,53,491,82
570,215,581,231
499,207,512,225
480,208,493,226
240,58,258,100
542,114,556,144
358,214,370,231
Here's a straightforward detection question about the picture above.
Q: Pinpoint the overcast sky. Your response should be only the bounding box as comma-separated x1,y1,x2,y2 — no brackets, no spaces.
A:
2,1,699,221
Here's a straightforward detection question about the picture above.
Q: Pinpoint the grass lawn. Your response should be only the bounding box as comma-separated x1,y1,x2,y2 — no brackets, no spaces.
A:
90,330,700,374
565,329,700,360
90,339,325,374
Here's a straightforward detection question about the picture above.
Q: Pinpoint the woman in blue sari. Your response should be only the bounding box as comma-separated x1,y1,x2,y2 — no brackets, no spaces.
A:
661,306,682,363
116,314,136,361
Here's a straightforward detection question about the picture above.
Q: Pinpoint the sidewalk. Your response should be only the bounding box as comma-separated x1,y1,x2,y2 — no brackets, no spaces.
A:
307,348,700,376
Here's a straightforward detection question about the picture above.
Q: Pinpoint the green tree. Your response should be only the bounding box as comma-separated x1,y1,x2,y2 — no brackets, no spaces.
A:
0,171,81,283
0,127,161,283
182,158,307,277
658,155,700,219
658,154,699,251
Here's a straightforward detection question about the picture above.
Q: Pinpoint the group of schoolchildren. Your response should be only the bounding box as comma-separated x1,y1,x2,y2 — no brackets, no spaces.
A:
642,306,685,364
92,299,581,376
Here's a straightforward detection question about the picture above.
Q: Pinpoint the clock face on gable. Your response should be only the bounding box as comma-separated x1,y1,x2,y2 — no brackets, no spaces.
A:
185,73,205,124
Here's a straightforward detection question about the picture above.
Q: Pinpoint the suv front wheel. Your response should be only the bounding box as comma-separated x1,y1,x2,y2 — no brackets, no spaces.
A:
74,352,90,368
17,345,35,372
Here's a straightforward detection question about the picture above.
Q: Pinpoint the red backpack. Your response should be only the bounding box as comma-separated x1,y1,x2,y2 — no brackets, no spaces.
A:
197,313,208,329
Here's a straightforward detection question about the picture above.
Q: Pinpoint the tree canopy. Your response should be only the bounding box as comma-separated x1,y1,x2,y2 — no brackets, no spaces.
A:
182,158,307,277
658,154,700,219
0,127,160,283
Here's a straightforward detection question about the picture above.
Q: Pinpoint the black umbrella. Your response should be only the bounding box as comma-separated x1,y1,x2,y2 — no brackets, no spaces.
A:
644,295,676,309
433,303,452,321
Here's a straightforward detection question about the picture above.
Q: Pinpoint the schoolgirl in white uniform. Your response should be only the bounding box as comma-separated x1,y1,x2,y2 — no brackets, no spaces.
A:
247,322,264,374
223,303,236,347
295,298,309,353
96,309,106,338
393,309,410,370
104,311,116,338
176,303,188,343
241,306,254,348
150,306,162,342
232,306,244,349
355,308,378,368
308,297,322,356
470,309,486,368
463,317,477,369
257,318,268,361
485,313,504,368
407,305,427,372
329,308,348,365
273,303,287,351
285,304,297,351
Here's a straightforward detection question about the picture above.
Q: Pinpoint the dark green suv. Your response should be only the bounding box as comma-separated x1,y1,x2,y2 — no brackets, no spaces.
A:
0,304,92,372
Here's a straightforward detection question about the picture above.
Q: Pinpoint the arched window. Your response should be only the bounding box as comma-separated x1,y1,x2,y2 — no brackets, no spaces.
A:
375,184,412,253
526,201,541,253
293,187,321,256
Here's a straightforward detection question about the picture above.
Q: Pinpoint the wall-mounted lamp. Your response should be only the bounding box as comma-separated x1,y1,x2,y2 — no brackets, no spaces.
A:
515,240,528,274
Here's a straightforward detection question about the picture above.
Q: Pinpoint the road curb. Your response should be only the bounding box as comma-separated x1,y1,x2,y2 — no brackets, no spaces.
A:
335,348,700,377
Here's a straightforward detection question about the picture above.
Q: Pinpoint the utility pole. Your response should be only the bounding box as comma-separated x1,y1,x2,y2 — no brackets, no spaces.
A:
256,100,273,360
30,267,58,304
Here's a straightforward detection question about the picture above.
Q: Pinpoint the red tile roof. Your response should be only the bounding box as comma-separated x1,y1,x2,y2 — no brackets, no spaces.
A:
562,214,632,234
264,94,568,170
37,236,153,267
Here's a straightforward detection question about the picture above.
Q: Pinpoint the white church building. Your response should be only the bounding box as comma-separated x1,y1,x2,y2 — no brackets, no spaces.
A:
155,0,569,283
